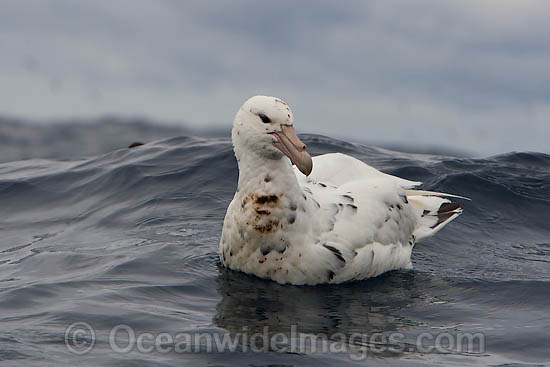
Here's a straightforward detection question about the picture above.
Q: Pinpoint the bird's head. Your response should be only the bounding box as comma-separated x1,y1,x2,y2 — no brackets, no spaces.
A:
232,95,313,176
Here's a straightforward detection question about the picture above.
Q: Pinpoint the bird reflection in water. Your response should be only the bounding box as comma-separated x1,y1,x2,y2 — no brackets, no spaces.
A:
213,265,452,357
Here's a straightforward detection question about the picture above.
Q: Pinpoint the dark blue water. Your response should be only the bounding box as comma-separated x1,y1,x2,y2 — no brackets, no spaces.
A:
0,122,549,366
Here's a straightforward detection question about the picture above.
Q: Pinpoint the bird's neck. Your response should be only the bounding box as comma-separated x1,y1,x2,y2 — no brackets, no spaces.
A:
235,150,301,200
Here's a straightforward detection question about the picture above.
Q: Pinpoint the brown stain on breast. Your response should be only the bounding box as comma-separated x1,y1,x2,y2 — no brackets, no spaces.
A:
240,193,283,233
255,195,279,204
254,219,280,233
242,193,280,210
241,196,250,209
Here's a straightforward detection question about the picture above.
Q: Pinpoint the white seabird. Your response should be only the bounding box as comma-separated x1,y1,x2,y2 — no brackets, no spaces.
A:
219,95,465,285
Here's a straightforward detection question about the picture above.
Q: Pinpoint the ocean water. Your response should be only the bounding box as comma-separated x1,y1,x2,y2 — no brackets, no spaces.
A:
0,121,549,366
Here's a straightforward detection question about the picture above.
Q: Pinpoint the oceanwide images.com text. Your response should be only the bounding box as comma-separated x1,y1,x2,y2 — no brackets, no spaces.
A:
65,322,485,361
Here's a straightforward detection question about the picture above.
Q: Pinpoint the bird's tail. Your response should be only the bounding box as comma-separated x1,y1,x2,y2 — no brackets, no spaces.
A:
405,189,468,242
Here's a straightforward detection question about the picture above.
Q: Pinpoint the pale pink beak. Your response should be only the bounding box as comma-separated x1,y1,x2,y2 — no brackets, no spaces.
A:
270,125,313,176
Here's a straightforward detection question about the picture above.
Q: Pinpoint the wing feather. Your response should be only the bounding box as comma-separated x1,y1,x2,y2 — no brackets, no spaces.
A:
295,153,421,189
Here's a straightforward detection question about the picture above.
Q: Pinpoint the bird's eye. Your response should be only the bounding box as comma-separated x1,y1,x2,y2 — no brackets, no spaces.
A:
258,113,271,123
